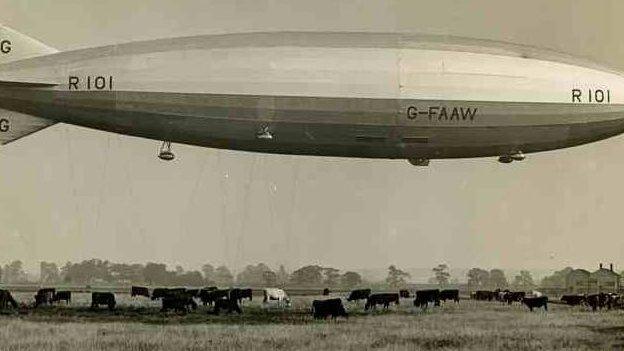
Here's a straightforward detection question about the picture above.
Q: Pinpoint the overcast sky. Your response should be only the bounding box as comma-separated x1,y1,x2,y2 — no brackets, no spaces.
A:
0,0,623,277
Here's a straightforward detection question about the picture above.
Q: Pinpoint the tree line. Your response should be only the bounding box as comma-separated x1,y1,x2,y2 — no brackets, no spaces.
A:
0,260,366,289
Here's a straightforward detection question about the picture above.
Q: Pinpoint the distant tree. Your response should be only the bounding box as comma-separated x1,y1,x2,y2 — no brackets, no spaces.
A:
467,268,490,289
290,265,324,286
175,270,205,286
201,264,216,285
540,267,573,289
109,263,144,285
3,260,28,284
0,265,2,283
386,265,410,288
432,264,451,286
322,267,341,287
341,271,363,288
263,270,278,286
40,262,60,284
59,259,113,285
489,269,508,289
513,270,535,289
236,263,274,286
214,265,234,286
276,265,290,286
143,263,170,286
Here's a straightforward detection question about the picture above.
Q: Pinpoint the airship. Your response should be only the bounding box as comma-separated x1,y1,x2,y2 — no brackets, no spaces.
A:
1,25,623,166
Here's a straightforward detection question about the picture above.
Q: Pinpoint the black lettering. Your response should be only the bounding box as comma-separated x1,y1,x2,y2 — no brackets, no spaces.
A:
589,89,592,103
109,76,113,91
429,106,439,120
595,89,605,103
0,118,9,132
407,106,418,119
608,90,611,103
461,107,478,121
439,107,448,120
95,76,106,90
69,76,79,90
572,89,582,103
0,40,10,54
451,107,459,120
87,76,91,90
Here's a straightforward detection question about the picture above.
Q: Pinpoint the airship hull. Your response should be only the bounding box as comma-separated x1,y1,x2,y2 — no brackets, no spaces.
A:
1,31,624,160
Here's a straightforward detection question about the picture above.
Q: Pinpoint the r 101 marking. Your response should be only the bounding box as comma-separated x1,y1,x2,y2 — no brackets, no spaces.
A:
572,89,611,103
0,118,9,132
69,76,114,91
0,40,11,54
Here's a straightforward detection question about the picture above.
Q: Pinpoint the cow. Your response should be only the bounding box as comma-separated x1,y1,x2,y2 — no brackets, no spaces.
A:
585,293,617,311
312,298,348,319
503,291,526,305
186,289,200,298
34,288,56,307
472,290,495,301
53,291,72,304
347,289,371,302
440,289,460,303
131,286,150,298
365,293,400,310
399,290,411,298
151,288,170,300
200,289,230,306
414,289,441,308
230,288,253,304
522,296,548,311
561,294,585,306
0,290,18,310
91,292,116,311
262,288,291,309
161,292,198,313
212,298,242,315
322,288,331,296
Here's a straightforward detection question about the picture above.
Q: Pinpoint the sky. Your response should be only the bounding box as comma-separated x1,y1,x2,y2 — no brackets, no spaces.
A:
0,0,623,279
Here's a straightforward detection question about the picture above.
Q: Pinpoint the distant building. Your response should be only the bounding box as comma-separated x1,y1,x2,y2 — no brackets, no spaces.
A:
565,269,590,293
589,263,620,293
565,264,620,293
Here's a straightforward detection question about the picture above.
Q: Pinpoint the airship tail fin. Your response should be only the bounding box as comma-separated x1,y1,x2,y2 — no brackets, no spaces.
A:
0,109,57,145
0,25,58,64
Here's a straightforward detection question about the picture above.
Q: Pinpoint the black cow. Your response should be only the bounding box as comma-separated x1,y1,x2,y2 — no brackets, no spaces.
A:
472,290,495,301
151,288,170,300
414,289,441,308
212,298,242,315
200,289,230,306
440,289,460,303
522,296,548,311
312,298,348,319
34,288,56,307
503,291,525,305
230,288,253,304
0,290,18,310
186,289,200,298
347,289,371,302
91,292,116,311
161,292,198,313
399,290,411,298
561,294,585,306
585,293,617,311
131,286,150,298
323,288,331,296
53,291,72,304
365,293,400,310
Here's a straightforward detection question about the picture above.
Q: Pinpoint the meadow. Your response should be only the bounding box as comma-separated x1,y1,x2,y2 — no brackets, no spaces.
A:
1,292,623,350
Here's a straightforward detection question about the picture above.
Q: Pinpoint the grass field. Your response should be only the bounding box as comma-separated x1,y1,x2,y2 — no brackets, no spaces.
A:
1,293,624,350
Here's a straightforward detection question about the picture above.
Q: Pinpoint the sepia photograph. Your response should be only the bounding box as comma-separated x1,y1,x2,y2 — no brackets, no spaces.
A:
1,0,624,350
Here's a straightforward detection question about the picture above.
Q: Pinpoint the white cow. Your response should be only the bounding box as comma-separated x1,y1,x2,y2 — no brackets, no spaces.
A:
262,288,291,309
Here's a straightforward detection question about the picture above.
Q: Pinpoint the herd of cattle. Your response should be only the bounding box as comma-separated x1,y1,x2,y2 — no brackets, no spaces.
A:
0,286,622,319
